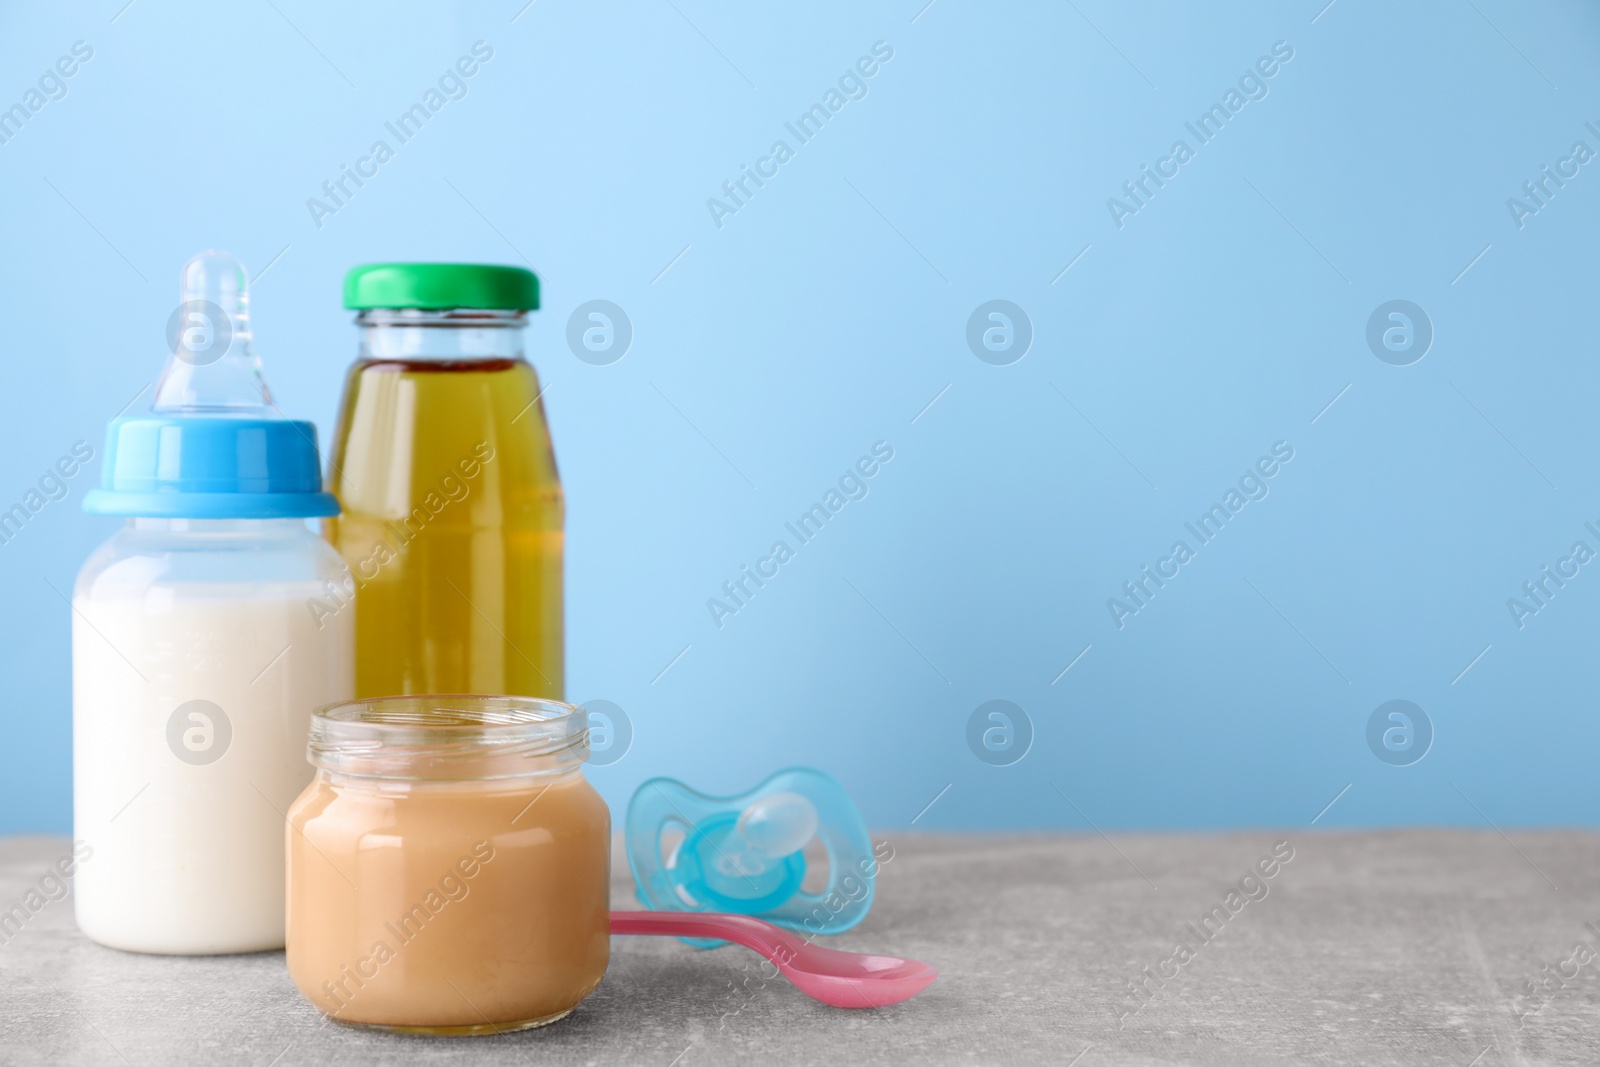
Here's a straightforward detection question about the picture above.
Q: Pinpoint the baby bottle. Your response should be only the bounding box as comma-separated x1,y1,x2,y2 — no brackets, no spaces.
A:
323,264,563,699
73,251,354,955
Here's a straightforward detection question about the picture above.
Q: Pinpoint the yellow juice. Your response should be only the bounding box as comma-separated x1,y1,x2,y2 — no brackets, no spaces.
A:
324,357,563,699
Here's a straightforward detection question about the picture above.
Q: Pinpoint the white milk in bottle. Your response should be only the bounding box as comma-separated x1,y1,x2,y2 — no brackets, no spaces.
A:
73,251,353,954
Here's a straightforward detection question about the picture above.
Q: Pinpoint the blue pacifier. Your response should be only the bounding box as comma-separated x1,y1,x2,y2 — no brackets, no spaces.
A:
626,768,875,948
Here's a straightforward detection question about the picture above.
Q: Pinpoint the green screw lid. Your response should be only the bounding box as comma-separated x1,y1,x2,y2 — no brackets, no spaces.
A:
343,263,540,311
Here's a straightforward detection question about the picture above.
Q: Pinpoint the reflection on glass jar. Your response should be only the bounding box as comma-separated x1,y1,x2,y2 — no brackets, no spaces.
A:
286,695,610,1034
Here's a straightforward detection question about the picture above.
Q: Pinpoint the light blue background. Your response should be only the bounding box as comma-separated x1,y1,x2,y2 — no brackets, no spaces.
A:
2,0,1596,834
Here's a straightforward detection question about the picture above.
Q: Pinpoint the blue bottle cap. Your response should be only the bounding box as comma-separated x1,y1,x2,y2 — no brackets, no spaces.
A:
626,768,876,948
83,251,338,520
83,416,338,518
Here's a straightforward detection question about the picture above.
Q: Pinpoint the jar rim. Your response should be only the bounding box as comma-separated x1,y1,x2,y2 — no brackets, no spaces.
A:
309,695,589,780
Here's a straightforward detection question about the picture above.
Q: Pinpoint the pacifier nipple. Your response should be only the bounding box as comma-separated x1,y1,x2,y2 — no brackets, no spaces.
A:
152,250,274,412
735,792,818,862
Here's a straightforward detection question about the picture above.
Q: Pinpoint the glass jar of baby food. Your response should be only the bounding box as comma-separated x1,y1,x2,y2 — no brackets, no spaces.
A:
285,695,610,1034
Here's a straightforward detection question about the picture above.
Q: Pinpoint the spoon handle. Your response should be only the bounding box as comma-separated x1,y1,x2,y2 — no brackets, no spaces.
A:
610,910,800,962
610,909,939,1009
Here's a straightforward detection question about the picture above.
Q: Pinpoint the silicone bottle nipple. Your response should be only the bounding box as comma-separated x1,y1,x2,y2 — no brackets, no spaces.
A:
152,250,274,412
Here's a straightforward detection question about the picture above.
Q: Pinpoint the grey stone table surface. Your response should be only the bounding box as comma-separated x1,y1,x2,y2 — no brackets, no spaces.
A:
2,829,1598,1066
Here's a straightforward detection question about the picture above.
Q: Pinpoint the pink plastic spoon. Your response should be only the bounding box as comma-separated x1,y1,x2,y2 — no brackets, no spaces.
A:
610,910,936,1008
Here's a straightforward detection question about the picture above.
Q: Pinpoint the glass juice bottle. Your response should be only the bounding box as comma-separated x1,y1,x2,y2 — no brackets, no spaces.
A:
324,264,563,699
